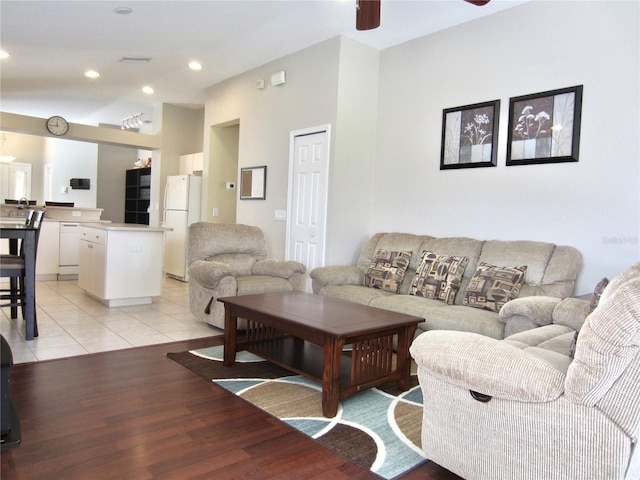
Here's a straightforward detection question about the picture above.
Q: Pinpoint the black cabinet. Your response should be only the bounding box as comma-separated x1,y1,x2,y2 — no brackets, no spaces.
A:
125,167,151,225
1,335,20,448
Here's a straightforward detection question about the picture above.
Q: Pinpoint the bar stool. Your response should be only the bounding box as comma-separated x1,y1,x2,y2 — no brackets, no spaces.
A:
0,209,46,337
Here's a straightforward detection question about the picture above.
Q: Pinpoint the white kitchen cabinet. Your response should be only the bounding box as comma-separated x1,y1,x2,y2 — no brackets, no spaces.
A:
36,221,60,279
78,224,168,307
179,152,203,175
78,227,106,298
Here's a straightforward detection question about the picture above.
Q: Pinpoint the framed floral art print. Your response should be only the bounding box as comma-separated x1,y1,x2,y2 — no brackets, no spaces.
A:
506,85,583,166
440,99,500,170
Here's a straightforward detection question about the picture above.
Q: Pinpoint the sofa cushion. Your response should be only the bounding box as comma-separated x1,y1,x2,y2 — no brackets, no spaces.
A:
410,251,468,305
477,240,552,286
370,294,444,318
419,305,506,339
321,284,392,306
418,237,483,277
210,253,256,276
236,275,294,295
357,233,431,271
504,324,575,353
463,263,527,312
363,250,412,293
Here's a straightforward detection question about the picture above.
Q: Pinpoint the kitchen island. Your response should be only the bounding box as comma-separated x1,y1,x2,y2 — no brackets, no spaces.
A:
0,205,108,280
78,223,171,307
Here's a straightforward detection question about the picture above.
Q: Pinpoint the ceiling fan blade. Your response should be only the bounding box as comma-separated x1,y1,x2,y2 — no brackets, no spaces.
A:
356,0,380,31
464,0,491,5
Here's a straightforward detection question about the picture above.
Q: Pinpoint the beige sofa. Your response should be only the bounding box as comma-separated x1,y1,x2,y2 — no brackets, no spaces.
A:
409,261,640,480
310,232,582,339
187,223,306,330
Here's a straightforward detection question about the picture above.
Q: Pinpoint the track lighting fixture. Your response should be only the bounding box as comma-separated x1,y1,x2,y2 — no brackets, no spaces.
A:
121,113,151,130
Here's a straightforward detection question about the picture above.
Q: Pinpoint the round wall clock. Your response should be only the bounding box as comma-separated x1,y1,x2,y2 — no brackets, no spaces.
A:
46,116,69,136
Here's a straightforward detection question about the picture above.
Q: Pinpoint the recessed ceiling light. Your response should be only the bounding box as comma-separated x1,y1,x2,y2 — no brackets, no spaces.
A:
188,61,202,71
114,7,132,15
85,70,100,78
142,86,154,94
0,50,9,59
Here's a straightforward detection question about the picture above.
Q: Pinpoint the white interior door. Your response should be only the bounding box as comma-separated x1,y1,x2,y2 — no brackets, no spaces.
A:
287,126,330,292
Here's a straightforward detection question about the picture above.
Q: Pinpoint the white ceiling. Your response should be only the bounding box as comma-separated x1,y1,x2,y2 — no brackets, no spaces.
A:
0,0,527,127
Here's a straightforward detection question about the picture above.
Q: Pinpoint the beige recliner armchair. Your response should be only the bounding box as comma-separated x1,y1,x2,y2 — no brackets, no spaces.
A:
187,222,306,329
410,261,640,480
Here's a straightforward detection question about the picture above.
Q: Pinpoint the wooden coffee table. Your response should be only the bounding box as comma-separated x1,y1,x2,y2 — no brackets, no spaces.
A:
218,291,424,417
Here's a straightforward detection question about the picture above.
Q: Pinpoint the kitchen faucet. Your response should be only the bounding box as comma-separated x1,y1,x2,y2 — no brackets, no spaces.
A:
16,197,28,215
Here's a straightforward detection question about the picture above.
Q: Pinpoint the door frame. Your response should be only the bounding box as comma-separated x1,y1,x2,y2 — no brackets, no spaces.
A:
285,124,331,265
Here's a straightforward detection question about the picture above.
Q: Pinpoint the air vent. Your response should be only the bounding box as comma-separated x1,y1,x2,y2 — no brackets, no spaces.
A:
119,57,152,64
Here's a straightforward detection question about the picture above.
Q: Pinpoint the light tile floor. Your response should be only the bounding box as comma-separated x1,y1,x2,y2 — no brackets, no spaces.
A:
1,276,222,364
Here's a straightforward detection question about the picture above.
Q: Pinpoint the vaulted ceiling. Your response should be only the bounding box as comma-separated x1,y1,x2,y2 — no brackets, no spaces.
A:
0,0,526,126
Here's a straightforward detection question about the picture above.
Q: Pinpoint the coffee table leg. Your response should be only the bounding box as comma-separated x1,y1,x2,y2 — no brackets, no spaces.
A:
322,337,344,418
396,325,418,391
223,306,238,367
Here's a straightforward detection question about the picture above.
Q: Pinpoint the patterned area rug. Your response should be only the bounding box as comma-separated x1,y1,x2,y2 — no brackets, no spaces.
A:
167,345,427,479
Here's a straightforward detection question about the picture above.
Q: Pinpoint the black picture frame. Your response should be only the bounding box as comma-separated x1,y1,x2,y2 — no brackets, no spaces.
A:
440,99,500,170
506,85,583,166
240,165,267,200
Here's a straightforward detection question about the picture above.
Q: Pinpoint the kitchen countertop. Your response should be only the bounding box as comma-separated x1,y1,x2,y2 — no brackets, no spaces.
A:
0,217,111,224
81,223,172,232
0,205,105,221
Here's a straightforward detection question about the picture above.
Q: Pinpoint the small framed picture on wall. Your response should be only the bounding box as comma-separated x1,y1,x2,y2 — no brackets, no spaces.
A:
440,99,500,170
240,165,267,200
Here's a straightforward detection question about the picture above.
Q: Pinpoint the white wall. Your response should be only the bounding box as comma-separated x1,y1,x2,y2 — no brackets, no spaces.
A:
1,132,46,202
374,1,639,294
97,126,138,223
329,37,380,264
203,36,381,262
203,38,343,257
48,138,98,207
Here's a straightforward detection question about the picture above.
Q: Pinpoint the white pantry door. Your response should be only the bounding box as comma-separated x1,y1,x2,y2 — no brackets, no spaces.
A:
287,126,330,292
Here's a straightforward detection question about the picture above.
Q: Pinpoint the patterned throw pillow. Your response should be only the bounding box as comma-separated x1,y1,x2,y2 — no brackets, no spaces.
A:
463,262,527,312
570,277,610,359
569,330,579,359
410,251,469,305
588,277,609,314
363,250,412,293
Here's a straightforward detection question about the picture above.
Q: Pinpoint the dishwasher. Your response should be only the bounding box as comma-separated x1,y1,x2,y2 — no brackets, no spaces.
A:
59,222,80,275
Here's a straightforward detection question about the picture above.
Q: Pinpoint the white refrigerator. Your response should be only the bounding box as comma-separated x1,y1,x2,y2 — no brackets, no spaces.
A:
162,174,202,281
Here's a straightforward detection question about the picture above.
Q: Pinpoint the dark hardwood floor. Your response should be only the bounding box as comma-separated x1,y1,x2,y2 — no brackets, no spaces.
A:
1,336,462,480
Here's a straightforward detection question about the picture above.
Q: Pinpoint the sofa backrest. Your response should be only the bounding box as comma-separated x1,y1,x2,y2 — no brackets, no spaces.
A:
357,232,582,301
565,266,640,440
477,240,582,298
187,222,268,275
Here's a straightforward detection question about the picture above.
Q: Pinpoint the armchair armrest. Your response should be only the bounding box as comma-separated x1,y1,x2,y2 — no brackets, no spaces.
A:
552,297,590,331
499,296,563,336
410,330,566,402
309,265,364,293
188,260,235,289
253,259,306,279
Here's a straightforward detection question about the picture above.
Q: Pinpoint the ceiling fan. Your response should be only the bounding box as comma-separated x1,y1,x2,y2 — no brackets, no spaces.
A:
356,0,491,31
